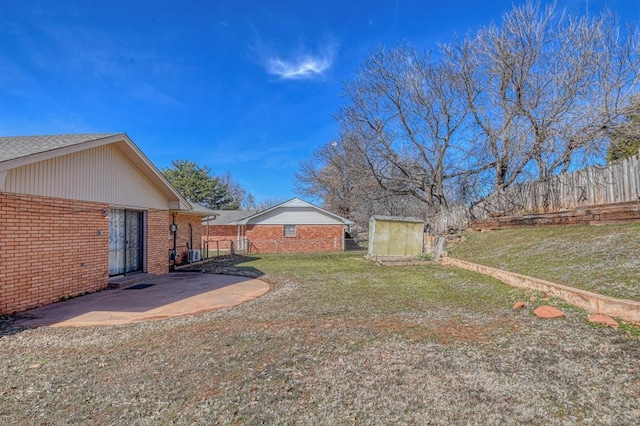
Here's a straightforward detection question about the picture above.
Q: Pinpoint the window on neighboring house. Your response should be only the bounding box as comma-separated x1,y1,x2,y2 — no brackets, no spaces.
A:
284,224,296,237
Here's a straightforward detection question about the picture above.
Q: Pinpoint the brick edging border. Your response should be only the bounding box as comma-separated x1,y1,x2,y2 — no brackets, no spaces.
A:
441,257,640,323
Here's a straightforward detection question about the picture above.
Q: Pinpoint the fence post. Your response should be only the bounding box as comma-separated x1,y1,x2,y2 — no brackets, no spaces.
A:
433,237,445,262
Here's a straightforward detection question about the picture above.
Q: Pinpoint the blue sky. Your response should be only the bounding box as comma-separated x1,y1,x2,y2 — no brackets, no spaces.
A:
1,1,639,203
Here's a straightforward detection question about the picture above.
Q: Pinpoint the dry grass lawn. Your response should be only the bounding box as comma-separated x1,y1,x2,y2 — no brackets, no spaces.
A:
449,223,640,301
1,253,639,424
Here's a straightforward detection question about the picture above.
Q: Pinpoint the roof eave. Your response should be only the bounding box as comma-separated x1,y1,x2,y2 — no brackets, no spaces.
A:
237,197,354,225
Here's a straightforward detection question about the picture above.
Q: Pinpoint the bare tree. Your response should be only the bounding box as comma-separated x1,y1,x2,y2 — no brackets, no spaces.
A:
296,131,384,224
241,195,286,212
336,44,470,213
453,2,640,192
298,2,640,225
295,130,431,227
296,138,354,219
218,172,251,210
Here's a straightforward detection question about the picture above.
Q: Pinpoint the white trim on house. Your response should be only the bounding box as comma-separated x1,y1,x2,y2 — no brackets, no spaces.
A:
236,198,354,226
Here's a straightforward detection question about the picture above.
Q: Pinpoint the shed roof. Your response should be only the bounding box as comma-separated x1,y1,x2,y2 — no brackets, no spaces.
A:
370,215,425,223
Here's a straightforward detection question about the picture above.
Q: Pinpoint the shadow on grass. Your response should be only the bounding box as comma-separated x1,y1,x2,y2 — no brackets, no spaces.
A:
197,255,266,278
0,314,21,338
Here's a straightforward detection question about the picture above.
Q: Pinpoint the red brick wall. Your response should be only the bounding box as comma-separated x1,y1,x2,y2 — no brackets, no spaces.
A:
245,224,345,254
147,210,170,275
202,224,238,240
169,213,203,264
201,224,239,254
0,192,109,314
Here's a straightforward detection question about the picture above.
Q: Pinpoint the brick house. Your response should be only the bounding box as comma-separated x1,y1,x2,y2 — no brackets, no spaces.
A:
0,133,211,314
202,198,354,254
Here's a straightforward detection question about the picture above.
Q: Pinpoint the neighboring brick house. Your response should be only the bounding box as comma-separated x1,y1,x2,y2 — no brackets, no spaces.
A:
202,198,354,254
0,133,212,314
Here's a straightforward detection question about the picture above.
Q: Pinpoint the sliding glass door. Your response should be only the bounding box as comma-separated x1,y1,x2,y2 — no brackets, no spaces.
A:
108,209,143,276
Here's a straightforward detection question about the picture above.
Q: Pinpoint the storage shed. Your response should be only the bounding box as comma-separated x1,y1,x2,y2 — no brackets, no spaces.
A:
367,216,425,258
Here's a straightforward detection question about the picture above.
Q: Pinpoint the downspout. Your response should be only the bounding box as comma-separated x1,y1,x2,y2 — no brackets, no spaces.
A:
242,224,247,253
172,213,177,253
189,223,193,251
171,213,177,271
206,216,211,259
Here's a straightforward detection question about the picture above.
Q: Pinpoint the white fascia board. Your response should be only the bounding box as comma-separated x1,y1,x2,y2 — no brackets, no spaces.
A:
237,197,354,225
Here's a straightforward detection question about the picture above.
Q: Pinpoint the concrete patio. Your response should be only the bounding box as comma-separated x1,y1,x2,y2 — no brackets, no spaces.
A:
14,272,270,328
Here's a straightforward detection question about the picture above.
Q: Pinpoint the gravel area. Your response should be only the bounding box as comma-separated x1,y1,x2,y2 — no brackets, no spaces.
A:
1,254,639,424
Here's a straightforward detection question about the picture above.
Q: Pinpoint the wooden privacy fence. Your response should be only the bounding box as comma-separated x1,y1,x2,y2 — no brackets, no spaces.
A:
429,205,472,235
428,151,640,234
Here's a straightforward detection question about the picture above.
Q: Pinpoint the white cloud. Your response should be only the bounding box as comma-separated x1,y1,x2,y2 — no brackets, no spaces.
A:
263,40,338,80
267,54,331,80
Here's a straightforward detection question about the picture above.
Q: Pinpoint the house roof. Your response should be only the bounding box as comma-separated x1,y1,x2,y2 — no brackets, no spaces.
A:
181,203,220,216
0,133,193,211
0,134,118,163
236,198,354,225
202,209,258,224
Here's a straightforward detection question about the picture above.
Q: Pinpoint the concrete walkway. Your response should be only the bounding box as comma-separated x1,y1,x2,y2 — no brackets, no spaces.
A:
14,272,270,328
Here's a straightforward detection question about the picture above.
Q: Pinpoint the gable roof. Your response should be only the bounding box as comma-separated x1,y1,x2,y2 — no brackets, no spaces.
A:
0,133,192,211
236,198,354,225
